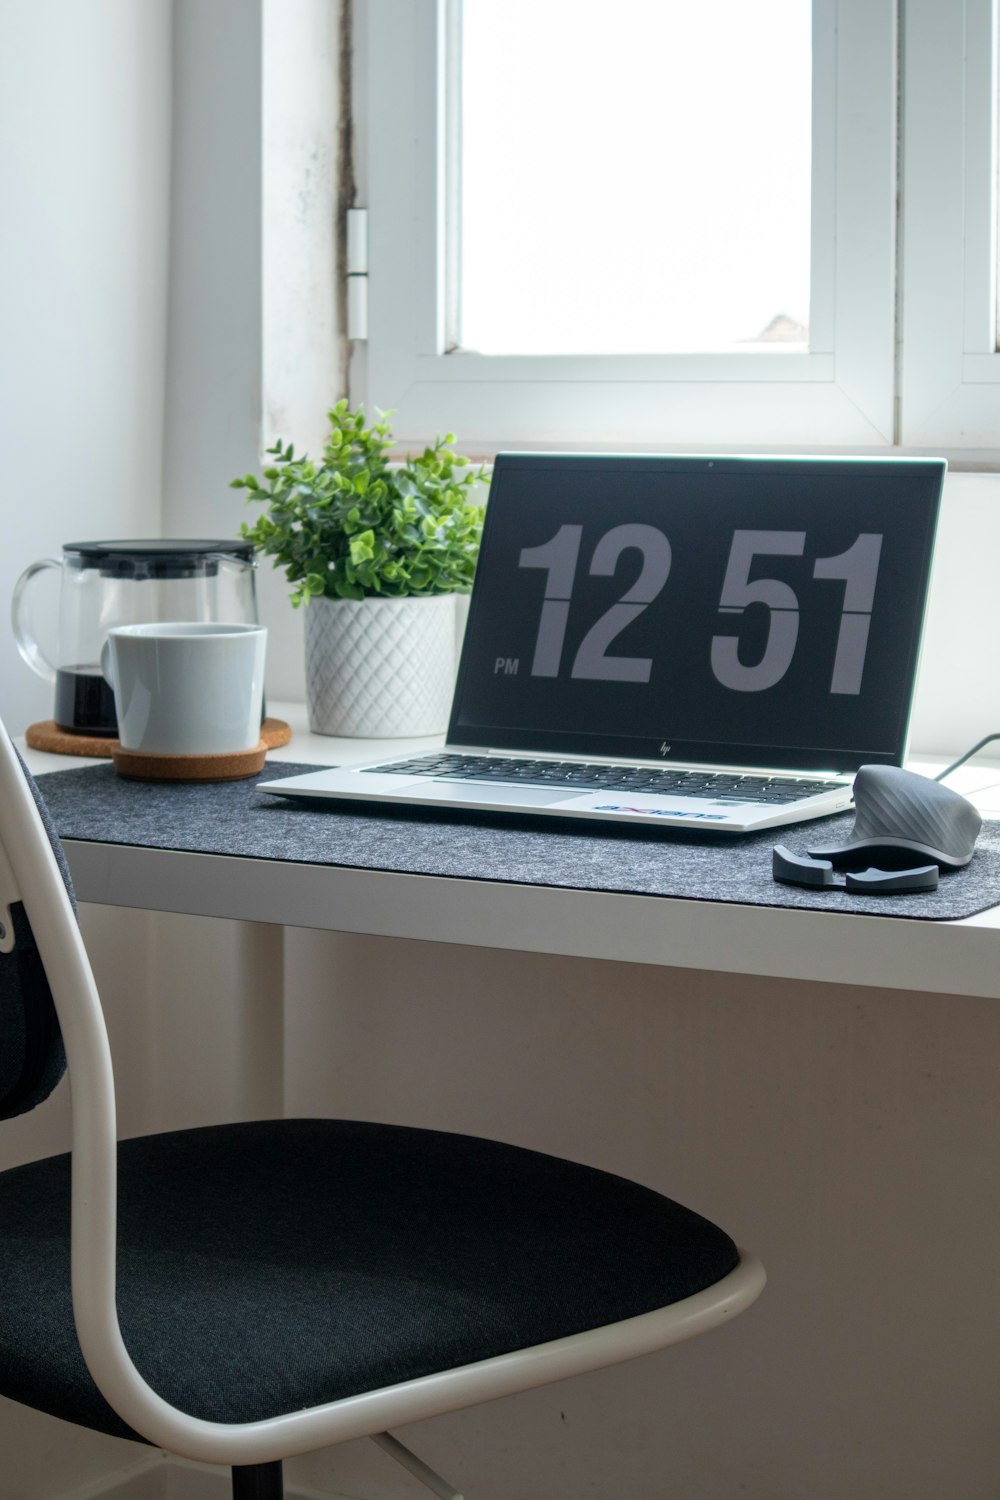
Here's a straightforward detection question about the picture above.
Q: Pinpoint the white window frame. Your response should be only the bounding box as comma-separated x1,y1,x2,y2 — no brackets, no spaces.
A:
353,0,995,456
898,0,1000,451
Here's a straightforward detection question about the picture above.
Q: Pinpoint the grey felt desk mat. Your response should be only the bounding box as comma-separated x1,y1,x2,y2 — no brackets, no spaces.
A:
35,760,1000,921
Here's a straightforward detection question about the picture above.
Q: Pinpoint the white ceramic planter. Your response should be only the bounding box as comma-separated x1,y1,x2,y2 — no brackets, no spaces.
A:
303,593,459,737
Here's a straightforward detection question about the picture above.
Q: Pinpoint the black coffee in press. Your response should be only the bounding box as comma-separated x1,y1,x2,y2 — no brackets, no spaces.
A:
54,666,118,736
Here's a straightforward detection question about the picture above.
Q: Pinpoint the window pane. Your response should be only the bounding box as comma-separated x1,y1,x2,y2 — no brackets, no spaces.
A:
455,0,812,355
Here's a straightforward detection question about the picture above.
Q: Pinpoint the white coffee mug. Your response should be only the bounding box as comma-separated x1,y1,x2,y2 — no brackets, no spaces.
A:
101,622,267,756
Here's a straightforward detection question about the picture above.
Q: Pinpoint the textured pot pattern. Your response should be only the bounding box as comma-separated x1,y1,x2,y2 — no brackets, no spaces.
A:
304,594,458,737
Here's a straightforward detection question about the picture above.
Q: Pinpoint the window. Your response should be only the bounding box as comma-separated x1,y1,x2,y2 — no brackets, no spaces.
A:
457,1,811,358
353,0,999,454
897,0,1000,453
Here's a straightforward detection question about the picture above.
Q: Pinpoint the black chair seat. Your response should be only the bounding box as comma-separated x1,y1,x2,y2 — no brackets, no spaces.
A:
0,1118,738,1443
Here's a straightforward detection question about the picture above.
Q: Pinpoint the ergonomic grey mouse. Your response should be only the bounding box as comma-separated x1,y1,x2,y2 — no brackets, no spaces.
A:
808,764,982,870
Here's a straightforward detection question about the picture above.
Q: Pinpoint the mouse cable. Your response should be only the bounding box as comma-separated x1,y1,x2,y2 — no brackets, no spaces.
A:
933,732,1000,783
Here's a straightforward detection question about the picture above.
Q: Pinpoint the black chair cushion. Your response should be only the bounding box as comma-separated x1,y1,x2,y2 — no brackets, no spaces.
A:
0,1118,738,1441
0,753,71,1120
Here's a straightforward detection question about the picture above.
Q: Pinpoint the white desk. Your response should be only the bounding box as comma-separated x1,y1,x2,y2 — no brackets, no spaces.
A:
22,704,1000,1001
20,707,1000,1500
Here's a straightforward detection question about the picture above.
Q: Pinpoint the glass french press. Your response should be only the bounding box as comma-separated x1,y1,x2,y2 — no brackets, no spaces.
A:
12,540,261,736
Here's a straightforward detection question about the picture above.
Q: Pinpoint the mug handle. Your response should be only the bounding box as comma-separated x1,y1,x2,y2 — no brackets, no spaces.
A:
11,556,61,683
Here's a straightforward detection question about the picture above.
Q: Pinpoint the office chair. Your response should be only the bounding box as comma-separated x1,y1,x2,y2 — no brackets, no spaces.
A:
0,715,764,1500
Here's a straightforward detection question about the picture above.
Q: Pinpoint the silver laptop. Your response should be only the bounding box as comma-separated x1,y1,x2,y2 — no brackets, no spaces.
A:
258,453,945,833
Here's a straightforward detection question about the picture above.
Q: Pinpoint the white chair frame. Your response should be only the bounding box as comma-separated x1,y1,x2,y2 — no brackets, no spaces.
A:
0,718,765,1470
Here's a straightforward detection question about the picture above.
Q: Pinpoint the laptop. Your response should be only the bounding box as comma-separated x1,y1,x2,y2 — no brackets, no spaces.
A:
258,453,945,833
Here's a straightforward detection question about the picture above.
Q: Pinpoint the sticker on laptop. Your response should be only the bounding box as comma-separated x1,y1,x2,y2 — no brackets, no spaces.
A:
553,791,730,821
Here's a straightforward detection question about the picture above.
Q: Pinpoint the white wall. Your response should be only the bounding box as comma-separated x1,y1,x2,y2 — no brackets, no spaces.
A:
161,0,342,711
159,0,264,575
0,6,173,1492
0,0,172,737
908,470,1000,756
1,0,341,740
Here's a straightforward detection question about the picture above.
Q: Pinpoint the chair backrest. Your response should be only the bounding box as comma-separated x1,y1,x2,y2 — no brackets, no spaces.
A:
0,726,123,1377
0,747,70,1118
0,716,168,1443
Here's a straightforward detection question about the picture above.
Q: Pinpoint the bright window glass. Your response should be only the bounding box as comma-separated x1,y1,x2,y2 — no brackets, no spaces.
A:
456,0,812,356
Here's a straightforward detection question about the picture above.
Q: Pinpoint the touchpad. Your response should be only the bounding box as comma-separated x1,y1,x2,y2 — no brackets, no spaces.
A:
426,781,559,807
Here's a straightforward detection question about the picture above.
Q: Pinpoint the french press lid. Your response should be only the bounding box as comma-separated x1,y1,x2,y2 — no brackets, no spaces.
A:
63,540,256,579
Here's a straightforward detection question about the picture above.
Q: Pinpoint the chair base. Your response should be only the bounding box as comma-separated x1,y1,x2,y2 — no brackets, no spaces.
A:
232,1460,283,1500
227,1435,463,1500
373,1431,464,1499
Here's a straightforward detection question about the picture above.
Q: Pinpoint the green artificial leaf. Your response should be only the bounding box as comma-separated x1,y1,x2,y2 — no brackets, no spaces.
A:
230,403,489,603
349,529,376,565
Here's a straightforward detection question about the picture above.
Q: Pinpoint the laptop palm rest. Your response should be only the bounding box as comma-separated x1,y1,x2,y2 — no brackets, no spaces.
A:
289,769,560,809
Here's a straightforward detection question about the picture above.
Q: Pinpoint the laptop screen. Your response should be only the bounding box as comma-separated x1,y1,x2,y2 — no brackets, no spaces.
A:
448,454,945,774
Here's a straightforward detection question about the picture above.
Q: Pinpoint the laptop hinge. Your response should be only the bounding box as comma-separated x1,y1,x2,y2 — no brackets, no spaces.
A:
445,745,849,781
346,207,368,340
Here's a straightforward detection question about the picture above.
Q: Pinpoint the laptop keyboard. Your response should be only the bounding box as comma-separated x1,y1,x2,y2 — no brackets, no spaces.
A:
365,754,843,806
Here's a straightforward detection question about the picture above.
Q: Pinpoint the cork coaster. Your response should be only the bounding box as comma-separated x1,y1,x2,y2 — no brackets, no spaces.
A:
111,742,268,782
26,721,118,757
26,717,292,758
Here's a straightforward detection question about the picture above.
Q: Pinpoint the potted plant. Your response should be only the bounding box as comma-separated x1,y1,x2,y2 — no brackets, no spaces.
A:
232,401,488,736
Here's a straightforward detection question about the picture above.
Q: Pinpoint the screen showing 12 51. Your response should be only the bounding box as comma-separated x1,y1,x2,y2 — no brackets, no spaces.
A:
451,456,943,774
